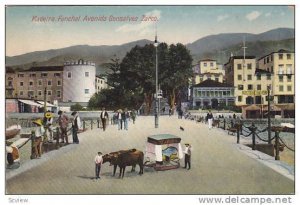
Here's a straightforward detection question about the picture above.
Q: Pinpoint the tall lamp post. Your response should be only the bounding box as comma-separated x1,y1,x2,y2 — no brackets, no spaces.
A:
154,32,159,128
267,85,271,144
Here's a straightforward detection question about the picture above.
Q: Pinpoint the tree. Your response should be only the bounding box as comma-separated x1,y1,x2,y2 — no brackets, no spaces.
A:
71,103,83,111
160,43,193,113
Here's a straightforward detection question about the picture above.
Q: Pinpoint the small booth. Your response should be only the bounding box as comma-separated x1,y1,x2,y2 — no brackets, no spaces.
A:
145,134,183,171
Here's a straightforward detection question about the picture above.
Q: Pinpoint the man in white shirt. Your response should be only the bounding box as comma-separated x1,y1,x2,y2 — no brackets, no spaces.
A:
94,152,103,179
183,143,192,170
71,111,81,144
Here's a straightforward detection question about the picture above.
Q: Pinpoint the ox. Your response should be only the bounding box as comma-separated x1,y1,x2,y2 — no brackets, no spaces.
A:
103,149,144,178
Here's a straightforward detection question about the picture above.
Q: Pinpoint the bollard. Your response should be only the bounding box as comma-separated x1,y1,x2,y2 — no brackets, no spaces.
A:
30,130,35,159
237,125,240,144
91,120,93,130
251,123,256,150
97,119,100,128
56,127,60,148
83,120,85,130
275,131,280,160
223,119,226,130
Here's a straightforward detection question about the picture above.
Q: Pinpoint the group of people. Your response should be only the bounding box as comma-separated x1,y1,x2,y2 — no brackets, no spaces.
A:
112,109,137,131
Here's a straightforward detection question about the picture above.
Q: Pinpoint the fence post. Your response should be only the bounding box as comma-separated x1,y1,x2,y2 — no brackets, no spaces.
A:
56,127,60,148
223,119,226,130
251,123,256,150
97,119,100,128
275,131,280,160
237,123,240,144
91,120,93,130
83,120,85,130
30,130,35,159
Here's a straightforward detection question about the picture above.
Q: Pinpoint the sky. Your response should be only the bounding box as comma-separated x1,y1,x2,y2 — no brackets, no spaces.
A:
5,5,294,56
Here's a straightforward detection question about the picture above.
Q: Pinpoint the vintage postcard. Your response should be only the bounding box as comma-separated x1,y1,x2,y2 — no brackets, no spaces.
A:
3,2,297,205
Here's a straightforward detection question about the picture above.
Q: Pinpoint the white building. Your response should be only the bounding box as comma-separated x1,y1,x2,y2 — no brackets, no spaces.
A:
95,75,109,93
63,59,96,103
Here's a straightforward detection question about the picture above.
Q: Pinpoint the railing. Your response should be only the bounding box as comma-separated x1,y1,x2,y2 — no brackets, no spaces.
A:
186,114,294,161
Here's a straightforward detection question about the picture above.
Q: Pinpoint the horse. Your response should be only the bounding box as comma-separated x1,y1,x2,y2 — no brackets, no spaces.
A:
103,149,144,178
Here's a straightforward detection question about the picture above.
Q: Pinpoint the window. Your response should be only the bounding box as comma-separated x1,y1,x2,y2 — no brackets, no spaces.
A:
20,82,24,86
210,62,214,67
85,72,89,77
287,86,292,92
238,75,242,80
47,90,52,96
41,73,48,77
207,77,211,80
56,90,61,98
257,85,261,90
248,84,253,90
287,75,292,82
279,75,283,82
47,80,52,86
67,72,72,78
85,89,89,94
38,80,42,86
266,57,269,63
279,54,283,60
100,80,103,84
8,81,12,86
286,64,292,74
279,86,284,92
247,63,252,70
29,73,36,77
287,54,291,59
28,91,34,97
271,66,274,73
238,85,244,90
54,73,61,77
57,80,62,86
278,65,284,74
270,55,273,61
203,63,207,67
237,64,242,70
18,74,24,78
264,58,266,64
38,90,42,96
256,74,261,80
19,91,23,96
267,74,271,80
200,77,203,82
247,75,252,80
29,81,34,86
215,77,219,82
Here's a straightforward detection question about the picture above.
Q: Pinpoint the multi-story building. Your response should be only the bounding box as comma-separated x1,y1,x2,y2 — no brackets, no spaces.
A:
9,66,64,103
5,59,97,104
95,75,109,93
193,59,224,84
191,79,235,109
257,49,294,105
224,56,273,107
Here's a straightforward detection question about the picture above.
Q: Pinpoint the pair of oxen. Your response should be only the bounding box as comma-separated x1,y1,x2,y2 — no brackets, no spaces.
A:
102,149,144,178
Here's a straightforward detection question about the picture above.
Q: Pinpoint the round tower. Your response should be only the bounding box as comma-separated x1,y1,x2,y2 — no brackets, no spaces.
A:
63,59,96,102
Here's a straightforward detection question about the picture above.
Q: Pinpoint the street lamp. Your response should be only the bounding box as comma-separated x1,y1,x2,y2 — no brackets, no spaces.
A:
154,33,159,128
267,85,271,144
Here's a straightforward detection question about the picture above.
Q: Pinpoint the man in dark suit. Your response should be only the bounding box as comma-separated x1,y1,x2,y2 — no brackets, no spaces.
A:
100,107,109,131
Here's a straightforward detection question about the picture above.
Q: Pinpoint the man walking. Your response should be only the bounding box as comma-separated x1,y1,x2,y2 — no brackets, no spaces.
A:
71,111,81,144
94,152,103,180
58,110,69,144
100,107,109,131
207,111,214,130
183,143,192,170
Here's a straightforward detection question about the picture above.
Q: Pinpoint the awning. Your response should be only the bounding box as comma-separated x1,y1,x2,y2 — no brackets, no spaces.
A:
244,104,260,111
18,99,43,107
37,101,55,107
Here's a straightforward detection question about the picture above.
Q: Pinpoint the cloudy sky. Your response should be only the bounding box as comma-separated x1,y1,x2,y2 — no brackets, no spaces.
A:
6,5,294,56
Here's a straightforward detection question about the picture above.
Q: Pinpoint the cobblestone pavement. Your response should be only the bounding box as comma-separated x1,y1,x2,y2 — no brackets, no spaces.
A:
6,116,294,194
